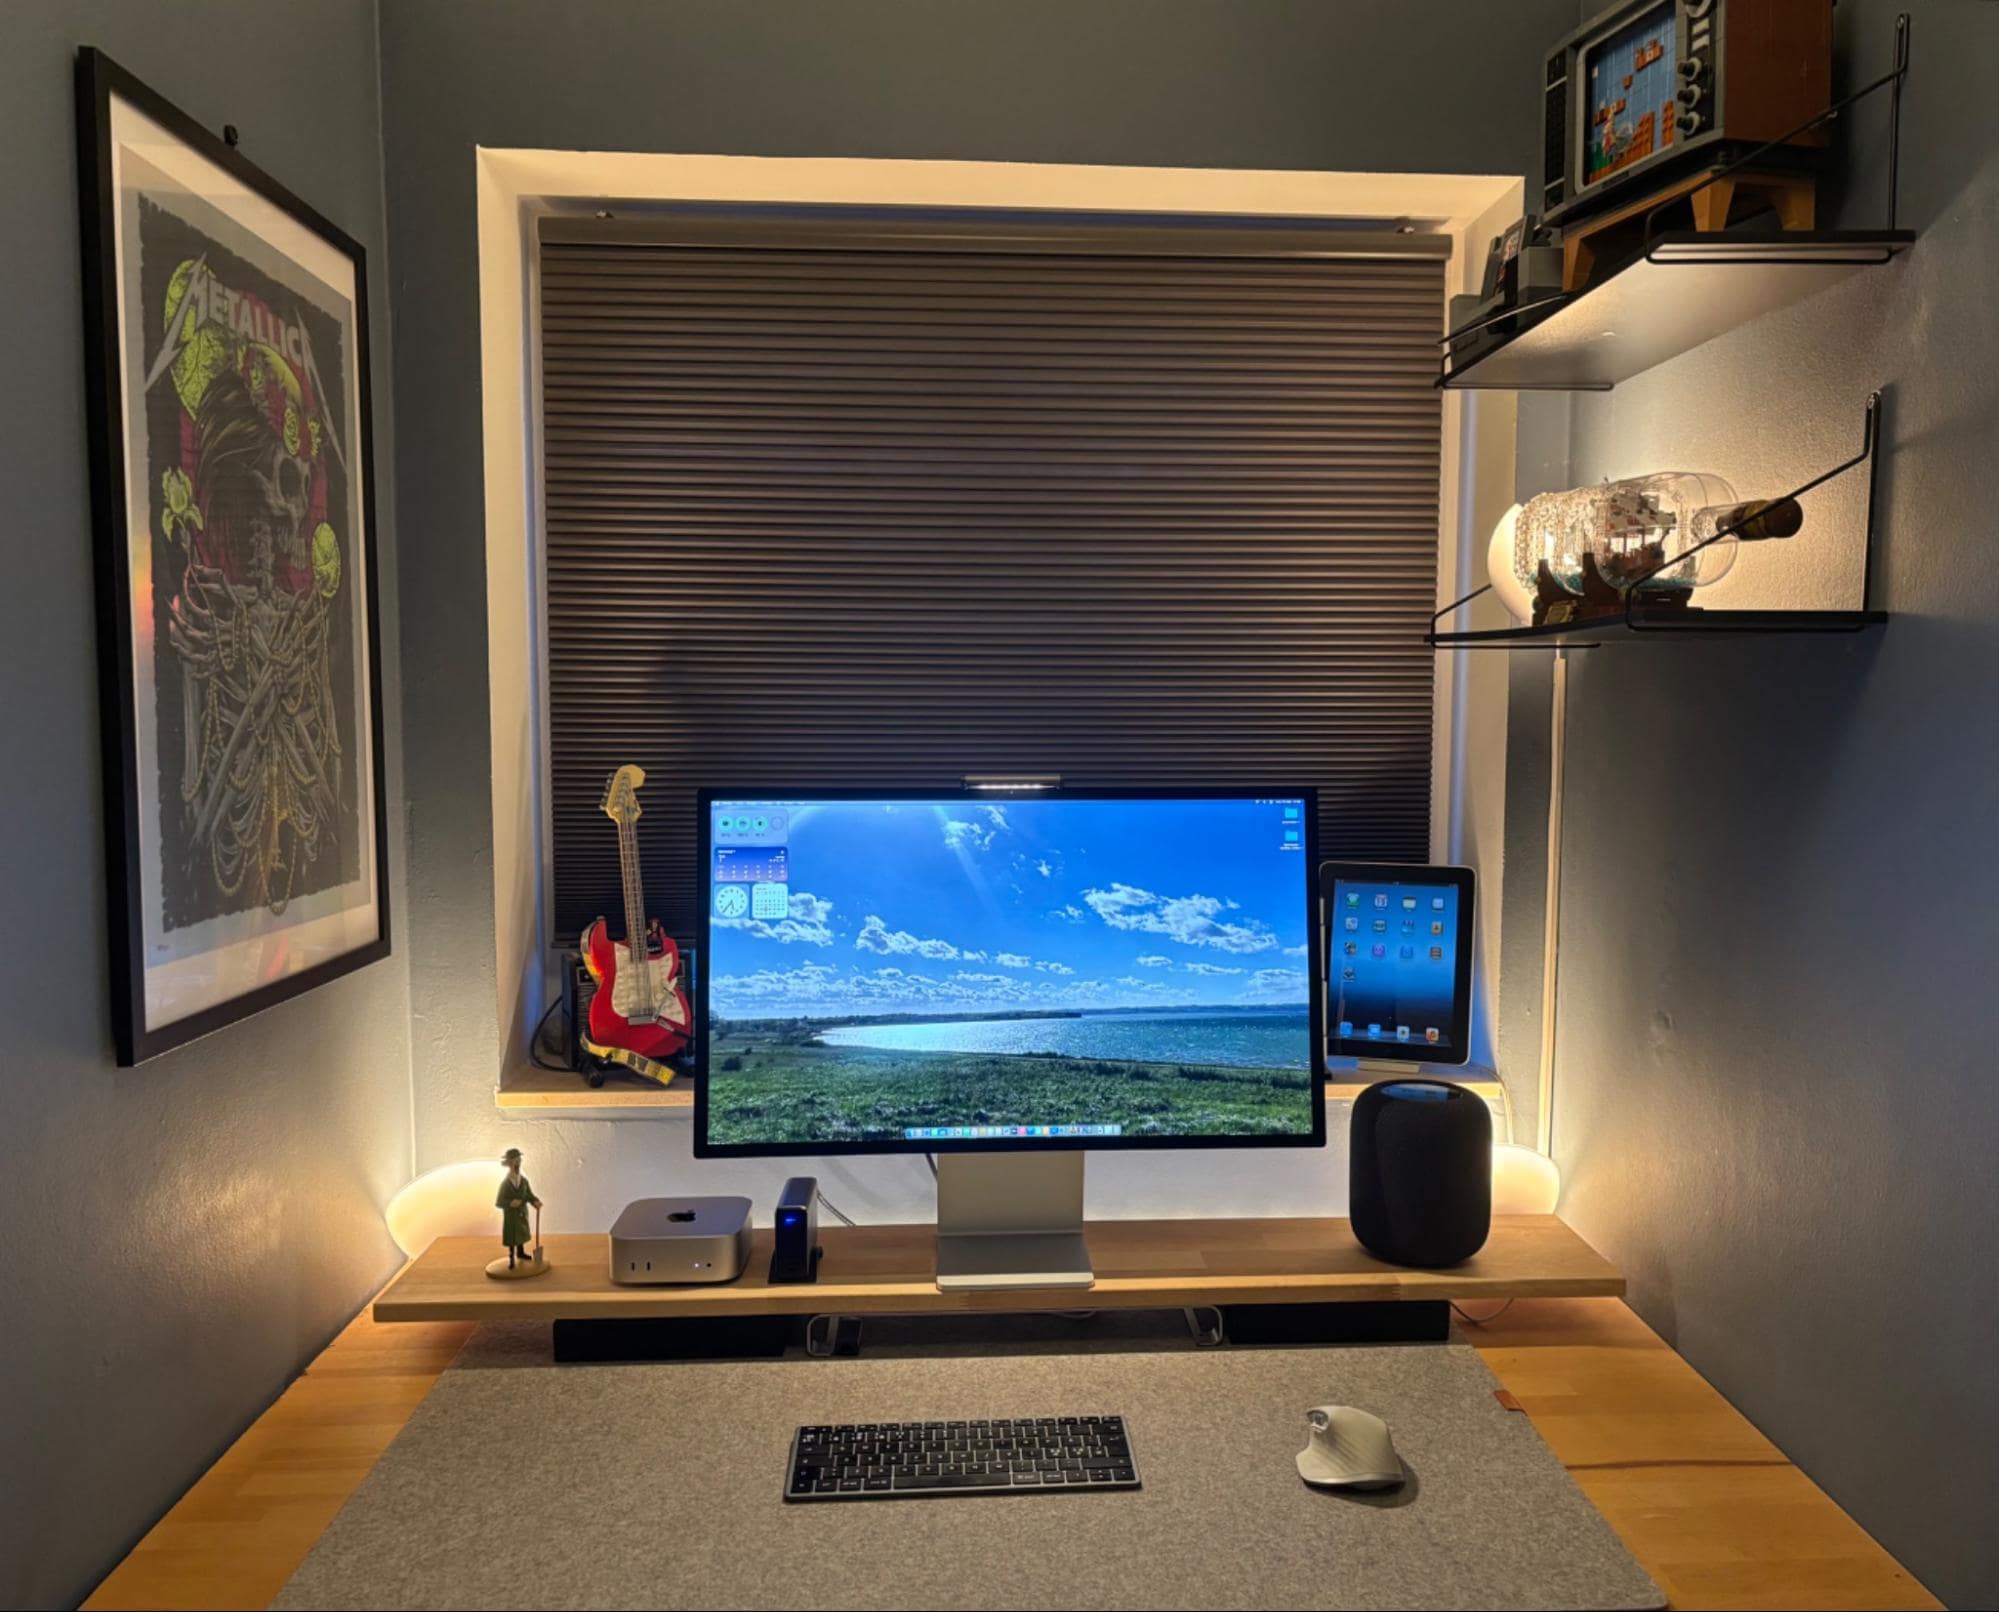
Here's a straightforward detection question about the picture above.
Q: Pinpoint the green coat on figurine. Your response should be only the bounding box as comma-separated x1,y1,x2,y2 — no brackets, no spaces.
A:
496,1148,541,1263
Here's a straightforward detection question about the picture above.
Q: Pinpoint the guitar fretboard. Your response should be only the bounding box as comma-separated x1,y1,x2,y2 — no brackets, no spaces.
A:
616,813,655,1021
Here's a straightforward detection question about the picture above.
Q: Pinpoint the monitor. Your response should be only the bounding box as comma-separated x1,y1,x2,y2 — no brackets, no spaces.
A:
695,788,1325,1160
1319,861,1475,1067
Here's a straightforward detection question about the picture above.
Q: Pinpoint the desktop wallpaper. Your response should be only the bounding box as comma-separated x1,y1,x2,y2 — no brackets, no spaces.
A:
703,795,1316,1146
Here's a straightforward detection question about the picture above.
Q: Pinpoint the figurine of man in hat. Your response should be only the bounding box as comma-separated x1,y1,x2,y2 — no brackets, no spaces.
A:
486,1148,549,1280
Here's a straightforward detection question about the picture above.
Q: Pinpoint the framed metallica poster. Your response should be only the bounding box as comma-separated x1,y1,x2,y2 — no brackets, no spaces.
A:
76,49,390,1064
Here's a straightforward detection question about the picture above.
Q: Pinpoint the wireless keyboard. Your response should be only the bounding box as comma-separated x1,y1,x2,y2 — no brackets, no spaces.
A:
784,1415,1140,1500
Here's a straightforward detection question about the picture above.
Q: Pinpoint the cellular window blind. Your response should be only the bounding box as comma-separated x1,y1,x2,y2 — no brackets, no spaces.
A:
537,213,1448,943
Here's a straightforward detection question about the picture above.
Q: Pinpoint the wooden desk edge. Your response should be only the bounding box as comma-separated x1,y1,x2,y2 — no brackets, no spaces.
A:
374,1275,1627,1324
371,1214,1625,1323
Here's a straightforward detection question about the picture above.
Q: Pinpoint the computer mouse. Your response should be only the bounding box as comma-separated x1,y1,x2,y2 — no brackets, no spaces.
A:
1295,1404,1405,1490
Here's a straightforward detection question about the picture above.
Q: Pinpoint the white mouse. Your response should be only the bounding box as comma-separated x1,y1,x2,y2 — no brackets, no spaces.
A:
1295,1404,1405,1491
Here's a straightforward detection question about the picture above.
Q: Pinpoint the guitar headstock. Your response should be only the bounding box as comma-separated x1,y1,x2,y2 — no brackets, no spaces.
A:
599,764,648,826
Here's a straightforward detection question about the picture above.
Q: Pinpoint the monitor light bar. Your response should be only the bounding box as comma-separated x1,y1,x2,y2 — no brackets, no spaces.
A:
961,774,1063,793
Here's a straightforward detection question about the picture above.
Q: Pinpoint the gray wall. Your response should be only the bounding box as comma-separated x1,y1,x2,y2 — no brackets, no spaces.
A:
1493,396,1575,1143
1538,3,1998,1605
377,0,1577,1232
13,0,1988,1602
0,5,408,1607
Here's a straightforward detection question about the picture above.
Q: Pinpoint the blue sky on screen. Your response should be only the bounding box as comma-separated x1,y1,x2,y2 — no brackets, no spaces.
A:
709,796,1312,1019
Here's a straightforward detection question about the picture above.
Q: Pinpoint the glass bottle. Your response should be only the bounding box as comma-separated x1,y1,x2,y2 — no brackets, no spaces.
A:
1487,473,1803,623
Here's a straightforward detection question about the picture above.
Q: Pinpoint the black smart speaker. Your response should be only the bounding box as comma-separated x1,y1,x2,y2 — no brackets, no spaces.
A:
1349,1079,1491,1268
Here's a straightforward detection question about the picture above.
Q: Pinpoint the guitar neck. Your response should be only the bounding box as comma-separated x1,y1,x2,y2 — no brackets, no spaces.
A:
616,815,655,1018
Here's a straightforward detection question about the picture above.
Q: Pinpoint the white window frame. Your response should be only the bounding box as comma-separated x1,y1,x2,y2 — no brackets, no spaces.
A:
475,150,1522,1103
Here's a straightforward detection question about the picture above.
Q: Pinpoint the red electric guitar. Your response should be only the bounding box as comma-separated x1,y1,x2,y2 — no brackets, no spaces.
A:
579,765,690,1084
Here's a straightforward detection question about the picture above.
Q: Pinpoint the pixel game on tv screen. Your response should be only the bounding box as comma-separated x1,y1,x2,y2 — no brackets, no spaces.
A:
1583,1,1680,186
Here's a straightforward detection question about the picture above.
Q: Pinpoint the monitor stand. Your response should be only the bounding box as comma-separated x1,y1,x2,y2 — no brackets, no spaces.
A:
934,1151,1094,1292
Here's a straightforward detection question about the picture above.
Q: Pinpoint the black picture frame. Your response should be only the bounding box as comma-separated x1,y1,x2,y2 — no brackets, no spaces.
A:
76,48,391,1065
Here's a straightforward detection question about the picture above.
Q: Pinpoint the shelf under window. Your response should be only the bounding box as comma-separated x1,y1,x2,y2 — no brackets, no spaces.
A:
492,1071,1509,1112
1439,231,1914,392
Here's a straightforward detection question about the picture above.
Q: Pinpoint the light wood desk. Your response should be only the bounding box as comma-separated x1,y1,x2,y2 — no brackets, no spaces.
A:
85,1232,1937,1610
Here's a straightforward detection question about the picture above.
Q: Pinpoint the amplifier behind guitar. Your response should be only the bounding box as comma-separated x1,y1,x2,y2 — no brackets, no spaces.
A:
563,951,602,1077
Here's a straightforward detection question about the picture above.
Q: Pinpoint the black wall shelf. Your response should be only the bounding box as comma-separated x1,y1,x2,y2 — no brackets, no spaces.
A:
1438,231,1913,393
1442,14,1915,394
1429,607,1888,651
1430,393,1888,651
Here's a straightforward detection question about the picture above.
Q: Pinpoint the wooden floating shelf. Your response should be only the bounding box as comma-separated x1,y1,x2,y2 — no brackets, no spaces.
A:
495,1071,1506,1111
498,1067,692,1108
1439,231,1914,392
374,1215,1621,1323
1430,607,1889,651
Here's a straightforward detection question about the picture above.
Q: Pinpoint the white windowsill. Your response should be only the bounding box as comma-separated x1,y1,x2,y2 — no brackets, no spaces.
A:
494,1066,1506,1117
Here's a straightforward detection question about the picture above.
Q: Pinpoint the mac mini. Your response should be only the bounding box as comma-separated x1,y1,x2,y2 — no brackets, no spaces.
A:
609,1196,753,1284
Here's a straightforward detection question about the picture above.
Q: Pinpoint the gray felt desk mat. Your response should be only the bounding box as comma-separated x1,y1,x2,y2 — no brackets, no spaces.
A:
275,1318,1663,1611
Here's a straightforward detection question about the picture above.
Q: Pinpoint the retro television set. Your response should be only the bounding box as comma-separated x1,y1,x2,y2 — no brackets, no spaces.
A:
1540,0,1833,226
